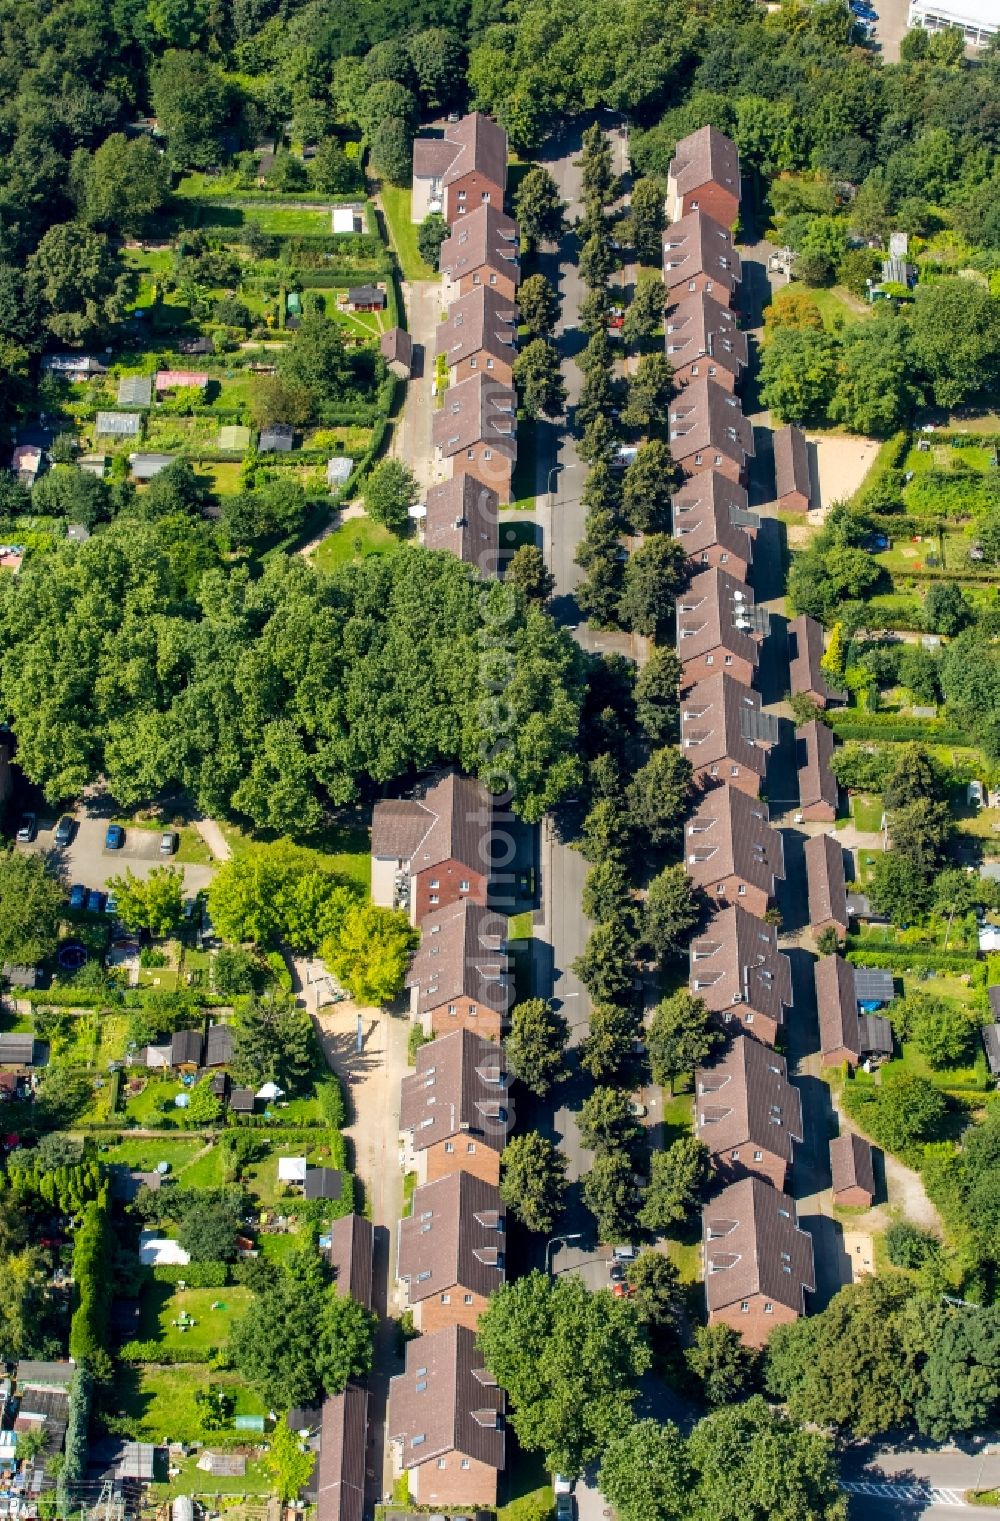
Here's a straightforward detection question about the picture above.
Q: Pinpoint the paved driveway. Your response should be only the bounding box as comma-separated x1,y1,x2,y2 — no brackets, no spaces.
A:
389,279,442,492
20,809,215,895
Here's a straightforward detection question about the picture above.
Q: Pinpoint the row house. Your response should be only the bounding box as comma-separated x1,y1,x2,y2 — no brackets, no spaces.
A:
689,904,792,1046
318,1213,375,1521
371,771,492,924
435,285,519,388
774,423,812,511
695,1036,803,1189
669,378,755,485
432,373,517,503
796,720,838,821
439,204,520,302
804,832,850,939
703,1175,815,1348
399,1028,508,1187
397,1171,505,1333
680,673,779,797
662,210,741,307
815,955,894,1067
665,290,748,391
388,1325,504,1508
670,473,758,578
787,615,846,709
411,112,508,226
683,785,785,918
666,124,741,229
676,566,768,690
423,475,500,577
406,900,511,1041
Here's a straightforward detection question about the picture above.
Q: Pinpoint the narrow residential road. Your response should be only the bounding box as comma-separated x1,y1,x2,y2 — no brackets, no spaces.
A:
390,278,441,491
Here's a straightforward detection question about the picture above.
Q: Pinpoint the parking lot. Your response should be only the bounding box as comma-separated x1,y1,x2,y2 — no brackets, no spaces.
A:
17,809,216,896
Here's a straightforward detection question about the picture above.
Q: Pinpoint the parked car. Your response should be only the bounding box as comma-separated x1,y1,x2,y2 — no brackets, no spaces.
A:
555,1496,574,1521
86,889,105,914
628,1099,647,1118
160,830,179,856
104,893,118,916
612,1243,637,1262
105,824,125,850
15,813,36,843
68,884,86,910
609,1263,626,1283
54,814,75,847
553,1476,573,1496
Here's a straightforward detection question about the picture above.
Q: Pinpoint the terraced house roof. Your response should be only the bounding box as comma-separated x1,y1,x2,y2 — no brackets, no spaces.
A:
689,905,791,1026
670,472,758,565
389,1325,505,1473
406,901,511,1018
703,1176,815,1314
399,1029,508,1154
696,1036,803,1165
662,210,742,293
680,672,779,781
684,784,785,898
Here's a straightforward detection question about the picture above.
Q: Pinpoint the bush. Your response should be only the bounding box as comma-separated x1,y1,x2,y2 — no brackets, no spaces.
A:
68,1197,112,1369
885,1220,939,1269
119,1341,216,1364
151,1260,229,1287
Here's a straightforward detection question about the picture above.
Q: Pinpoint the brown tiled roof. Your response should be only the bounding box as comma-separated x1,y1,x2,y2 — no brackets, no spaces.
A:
439,205,520,285
671,472,758,565
665,290,748,380
435,286,519,370
432,374,517,461
830,1131,875,1198
669,125,740,205
170,1029,203,1066
684,784,785,898
328,1214,374,1313
388,1324,504,1472
815,953,860,1061
774,424,810,501
406,901,512,1018
796,721,838,813
680,673,779,782
676,566,766,671
399,1029,508,1154
662,210,741,294
413,138,460,179
424,474,500,571
689,904,791,1027
696,1036,802,1164
787,615,845,704
317,1385,367,1521
380,327,413,368
669,377,754,468
398,1172,505,1304
703,1175,815,1314
442,113,508,192
804,832,849,931
371,773,493,879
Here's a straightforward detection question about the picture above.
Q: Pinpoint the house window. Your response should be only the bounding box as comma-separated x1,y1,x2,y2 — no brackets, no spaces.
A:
753,1150,763,1161
724,655,733,666
688,280,696,290
445,1141,455,1153
714,455,723,465
467,1142,476,1153
691,198,700,208
461,1459,471,1469
464,1294,474,1304
486,359,495,370
490,274,497,284
764,1303,774,1314
474,274,482,284
731,766,739,776
470,358,478,369
694,453,703,465
429,895,439,905
709,365,717,376
705,654,714,665
716,883,726,896
467,449,475,459
441,1293,450,1303
740,1301,750,1313
412,1434,426,1447
737,885,746,896
458,190,467,200
721,553,729,563
459,880,470,891
448,1004,458,1015
484,450,493,460
709,765,719,776
745,1012,754,1024
429,879,439,888
437,1459,447,1469
730,1149,740,1160
691,365,699,376
469,1003,477,1015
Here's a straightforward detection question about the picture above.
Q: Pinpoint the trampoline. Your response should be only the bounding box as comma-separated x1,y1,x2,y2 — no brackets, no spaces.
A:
57,941,88,971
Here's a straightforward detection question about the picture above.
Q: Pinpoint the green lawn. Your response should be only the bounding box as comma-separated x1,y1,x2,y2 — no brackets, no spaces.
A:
665,1236,703,1284
149,1451,273,1499
196,204,333,236
509,413,539,510
805,284,872,332
379,184,434,281
97,1136,227,1185
114,1364,266,1445
137,1285,252,1353
851,794,885,833
312,514,399,572
507,909,534,940
199,461,245,498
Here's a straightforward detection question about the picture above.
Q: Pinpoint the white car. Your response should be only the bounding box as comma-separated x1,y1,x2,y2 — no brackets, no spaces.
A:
553,1475,573,1496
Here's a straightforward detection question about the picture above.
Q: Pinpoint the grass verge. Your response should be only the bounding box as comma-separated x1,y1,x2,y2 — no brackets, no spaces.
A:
380,185,434,282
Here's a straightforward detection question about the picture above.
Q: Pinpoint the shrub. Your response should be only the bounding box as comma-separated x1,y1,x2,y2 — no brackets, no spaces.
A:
57,1369,92,1516
885,1220,940,1269
68,1196,112,1369
151,1261,229,1287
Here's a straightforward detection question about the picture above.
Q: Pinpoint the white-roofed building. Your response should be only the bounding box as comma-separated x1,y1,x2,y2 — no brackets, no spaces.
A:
907,0,996,44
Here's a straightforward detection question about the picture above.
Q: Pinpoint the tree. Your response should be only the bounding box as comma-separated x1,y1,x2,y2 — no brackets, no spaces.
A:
28,223,130,343
150,51,228,169
505,998,569,1095
629,178,667,264
599,1420,689,1521
185,1075,223,1125
207,843,357,952
904,1298,1000,1442
581,1002,641,1081
323,903,417,1007
279,315,351,410
648,992,721,1092
514,339,567,419
626,748,692,847
309,139,362,195
642,865,699,964
842,1070,947,1156
573,917,636,1005
867,851,932,926
687,1396,846,1521
910,279,1000,409
477,1271,650,1475
922,580,971,636
178,1193,244,1262
763,289,825,336
105,866,184,937
518,273,559,338
363,459,417,533
417,212,449,268
408,27,465,110
640,1138,711,1231
264,1416,316,1503
584,1148,642,1243
888,797,952,875
909,998,974,1069
686,1323,758,1407
622,352,673,432
514,166,566,250
627,1252,685,1336
635,647,683,740
0,851,62,967
828,313,920,436
76,133,170,235
231,994,315,1094
500,1133,568,1234
759,326,838,425
506,545,555,605
579,232,615,291
230,1251,375,1409
578,1086,642,1154
579,123,616,204
622,277,667,349
619,536,688,639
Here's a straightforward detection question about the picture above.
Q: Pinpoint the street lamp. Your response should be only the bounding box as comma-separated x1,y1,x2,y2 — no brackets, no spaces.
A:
548,460,579,505
545,1233,582,1276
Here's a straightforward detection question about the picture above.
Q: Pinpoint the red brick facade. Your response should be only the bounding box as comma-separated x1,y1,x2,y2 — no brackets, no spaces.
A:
691,760,762,799
710,1295,799,1349
413,860,487,924
446,174,504,225
680,650,755,691
428,993,505,1042
411,1454,498,1508
415,1290,490,1334
423,1138,502,1187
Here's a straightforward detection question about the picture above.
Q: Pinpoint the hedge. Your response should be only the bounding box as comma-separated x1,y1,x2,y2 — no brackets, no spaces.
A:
68,1195,112,1366
828,713,974,745
852,429,910,509
152,1261,229,1287
845,944,980,971
26,986,125,1008
57,1368,93,1516
120,1341,216,1364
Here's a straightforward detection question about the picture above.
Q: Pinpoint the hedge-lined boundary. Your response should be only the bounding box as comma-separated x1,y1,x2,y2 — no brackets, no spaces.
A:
829,714,974,745
845,944,980,972
120,1341,217,1364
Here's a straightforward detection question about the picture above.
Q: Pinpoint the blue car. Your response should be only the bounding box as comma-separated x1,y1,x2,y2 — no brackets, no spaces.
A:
105,823,125,850
86,889,106,914
105,892,118,917
68,883,87,910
